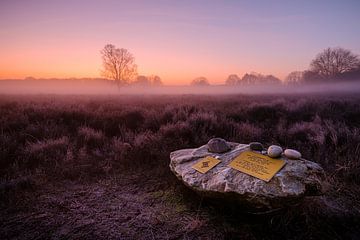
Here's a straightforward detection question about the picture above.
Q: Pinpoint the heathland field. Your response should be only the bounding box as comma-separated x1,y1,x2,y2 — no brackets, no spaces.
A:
1,94,360,239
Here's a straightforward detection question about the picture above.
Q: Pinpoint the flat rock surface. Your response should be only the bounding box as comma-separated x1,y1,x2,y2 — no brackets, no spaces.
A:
170,142,326,210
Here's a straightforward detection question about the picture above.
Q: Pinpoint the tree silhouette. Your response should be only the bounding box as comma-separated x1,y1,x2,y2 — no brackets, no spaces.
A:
285,71,304,85
132,75,150,86
131,75,163,87
240,73,258,85
310,47,360,78
149,75,163,86
239,73,281,85
225,74,241,85
191,77,210,86
100,44,137,86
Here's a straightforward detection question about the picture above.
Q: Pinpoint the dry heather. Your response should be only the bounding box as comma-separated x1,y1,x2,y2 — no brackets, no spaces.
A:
0,94,360,239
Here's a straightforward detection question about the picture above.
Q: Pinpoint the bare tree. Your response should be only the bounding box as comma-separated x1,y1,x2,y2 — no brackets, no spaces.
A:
191,77,210,86
263,75,281,84
310,47,360,78
100,44,137,86
285,71,304,85
132,75,151,86
302,70,322,83
240,73,259,85
131,75,163,87
240,73,281,85
225,74,241,85
148,75,163,86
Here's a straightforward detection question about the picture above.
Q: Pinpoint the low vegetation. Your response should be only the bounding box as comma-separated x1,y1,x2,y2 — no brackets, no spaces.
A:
0,94,359,239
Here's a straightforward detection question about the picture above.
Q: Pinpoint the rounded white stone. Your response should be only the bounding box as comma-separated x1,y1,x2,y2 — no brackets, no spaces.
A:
284,149,302,159
267,145,283,158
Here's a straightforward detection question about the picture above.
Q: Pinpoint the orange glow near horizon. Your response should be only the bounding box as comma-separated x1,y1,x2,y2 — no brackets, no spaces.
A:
1,1,360,85
0,46,289,85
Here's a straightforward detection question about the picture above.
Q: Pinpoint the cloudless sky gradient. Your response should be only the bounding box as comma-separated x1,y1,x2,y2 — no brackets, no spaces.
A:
1,0,360,84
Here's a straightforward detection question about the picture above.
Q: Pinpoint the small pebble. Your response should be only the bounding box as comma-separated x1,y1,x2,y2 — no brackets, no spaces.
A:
267,145,283,158
284,149,302,159
249,142,264,151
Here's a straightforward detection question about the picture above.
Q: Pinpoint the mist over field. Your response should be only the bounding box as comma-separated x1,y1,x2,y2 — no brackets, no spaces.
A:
1,79,360,95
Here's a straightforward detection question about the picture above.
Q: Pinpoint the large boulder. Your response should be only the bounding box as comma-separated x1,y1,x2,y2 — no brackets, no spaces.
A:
169,141,326,211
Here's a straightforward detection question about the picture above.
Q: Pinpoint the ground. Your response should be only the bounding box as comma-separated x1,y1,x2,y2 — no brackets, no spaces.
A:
1,94,360,239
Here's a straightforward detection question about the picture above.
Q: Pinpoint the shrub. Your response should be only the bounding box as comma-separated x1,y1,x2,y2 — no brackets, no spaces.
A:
78,126,105,148
24,136,69,168
120,110,145,130
1,94,360,187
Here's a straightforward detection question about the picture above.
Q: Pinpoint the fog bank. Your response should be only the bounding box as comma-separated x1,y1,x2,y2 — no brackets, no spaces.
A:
1,79,360,95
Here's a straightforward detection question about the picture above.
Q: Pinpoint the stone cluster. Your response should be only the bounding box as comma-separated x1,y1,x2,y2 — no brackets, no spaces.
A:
249,142,302,160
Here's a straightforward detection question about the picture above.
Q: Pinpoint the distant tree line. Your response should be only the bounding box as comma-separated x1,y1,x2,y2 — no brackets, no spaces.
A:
132,75,163,87
190,77,210,86
222,47,360,86
191,73,281,86
100,44,360,87
225,73,281,85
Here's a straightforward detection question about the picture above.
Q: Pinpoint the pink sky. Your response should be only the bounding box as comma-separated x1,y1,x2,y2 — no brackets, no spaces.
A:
1,0,359,85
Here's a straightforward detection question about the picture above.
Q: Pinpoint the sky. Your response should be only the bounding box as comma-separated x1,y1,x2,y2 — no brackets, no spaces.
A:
0,0,360,85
